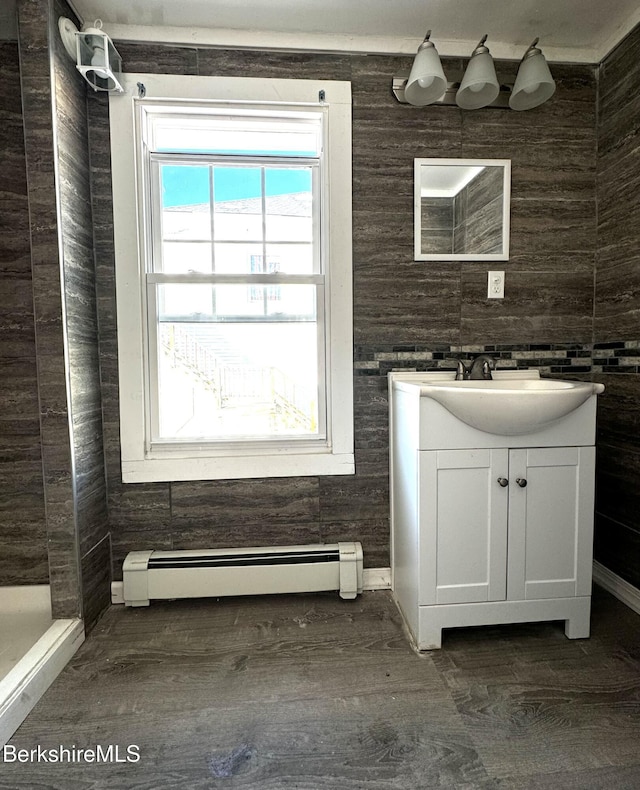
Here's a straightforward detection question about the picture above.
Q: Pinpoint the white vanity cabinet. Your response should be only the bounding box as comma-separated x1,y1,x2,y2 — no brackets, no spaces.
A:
390,371,601,650
420,446,595,606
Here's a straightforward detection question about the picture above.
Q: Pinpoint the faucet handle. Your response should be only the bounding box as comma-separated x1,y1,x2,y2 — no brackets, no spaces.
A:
482,357,496,380
447,358,469,380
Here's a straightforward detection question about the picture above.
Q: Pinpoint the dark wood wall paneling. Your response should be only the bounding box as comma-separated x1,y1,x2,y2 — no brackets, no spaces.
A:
17,0,78,613
50,0,110,628
0,41,47,585
10,0,110,629
594,23,640,589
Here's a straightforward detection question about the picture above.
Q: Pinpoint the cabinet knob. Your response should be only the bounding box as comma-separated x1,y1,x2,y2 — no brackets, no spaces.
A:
497,477,509,487
516,478,528,488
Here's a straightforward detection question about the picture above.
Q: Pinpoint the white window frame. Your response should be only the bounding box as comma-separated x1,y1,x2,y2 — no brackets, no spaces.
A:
109,73,354,483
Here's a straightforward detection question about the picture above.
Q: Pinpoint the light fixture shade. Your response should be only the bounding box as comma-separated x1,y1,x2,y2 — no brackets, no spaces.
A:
456,41,500,110
509,48,556,111
404,38,447,107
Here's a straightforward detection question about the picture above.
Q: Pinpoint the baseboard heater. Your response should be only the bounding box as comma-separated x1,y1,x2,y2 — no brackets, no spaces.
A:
122,542,364,607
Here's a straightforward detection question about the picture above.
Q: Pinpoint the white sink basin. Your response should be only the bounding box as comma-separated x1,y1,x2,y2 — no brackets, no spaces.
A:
419,378,605,435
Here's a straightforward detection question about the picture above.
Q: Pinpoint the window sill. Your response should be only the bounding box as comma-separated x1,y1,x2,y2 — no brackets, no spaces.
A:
121,451,355,483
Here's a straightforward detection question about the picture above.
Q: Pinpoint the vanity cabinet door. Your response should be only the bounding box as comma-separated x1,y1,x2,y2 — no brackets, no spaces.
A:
507,447,596,601
419,449,509,606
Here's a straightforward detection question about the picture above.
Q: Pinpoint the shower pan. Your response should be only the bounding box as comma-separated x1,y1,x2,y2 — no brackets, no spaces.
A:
0,585,84,747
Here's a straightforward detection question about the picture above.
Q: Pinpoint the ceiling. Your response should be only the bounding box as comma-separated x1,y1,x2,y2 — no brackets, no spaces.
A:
3,0,640,63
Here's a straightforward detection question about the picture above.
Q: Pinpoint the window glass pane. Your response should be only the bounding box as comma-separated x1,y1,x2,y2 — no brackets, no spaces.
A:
158,283,215,319
156,321,319,441
152,114,322,157
264,284,315,317
161,165,211,242
265,244,313,274
265,168,313,242
213,167,263,242
162,242,212,274
213,243,264,275
157,284,316,322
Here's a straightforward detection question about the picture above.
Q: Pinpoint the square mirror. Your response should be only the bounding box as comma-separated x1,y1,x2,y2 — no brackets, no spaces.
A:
414,158,511,261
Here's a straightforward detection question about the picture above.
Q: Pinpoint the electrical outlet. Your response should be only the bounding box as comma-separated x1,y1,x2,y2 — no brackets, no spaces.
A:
488,270,505,299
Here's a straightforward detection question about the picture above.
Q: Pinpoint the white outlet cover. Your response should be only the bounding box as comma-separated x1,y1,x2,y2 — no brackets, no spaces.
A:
488,270,505,299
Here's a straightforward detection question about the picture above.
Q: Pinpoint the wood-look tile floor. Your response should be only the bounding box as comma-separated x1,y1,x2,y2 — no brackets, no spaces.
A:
3,585,640,789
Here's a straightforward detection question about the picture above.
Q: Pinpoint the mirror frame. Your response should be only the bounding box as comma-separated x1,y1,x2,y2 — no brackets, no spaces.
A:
414,158,511,261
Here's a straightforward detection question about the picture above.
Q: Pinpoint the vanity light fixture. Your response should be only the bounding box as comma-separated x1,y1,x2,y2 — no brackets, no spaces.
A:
58,17,124,93
392,33,555,111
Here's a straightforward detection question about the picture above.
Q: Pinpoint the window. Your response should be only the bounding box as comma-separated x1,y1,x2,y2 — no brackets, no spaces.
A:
109,74,353,482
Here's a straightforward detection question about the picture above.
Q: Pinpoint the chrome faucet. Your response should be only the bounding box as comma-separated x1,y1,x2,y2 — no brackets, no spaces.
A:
468,354,496,380
450,355,496,380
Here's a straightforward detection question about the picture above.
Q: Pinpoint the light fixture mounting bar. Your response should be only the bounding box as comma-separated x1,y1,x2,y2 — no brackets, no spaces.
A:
392,76,511,109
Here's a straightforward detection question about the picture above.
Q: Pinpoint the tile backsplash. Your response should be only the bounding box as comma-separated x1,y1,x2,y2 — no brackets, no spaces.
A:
354,342,617,377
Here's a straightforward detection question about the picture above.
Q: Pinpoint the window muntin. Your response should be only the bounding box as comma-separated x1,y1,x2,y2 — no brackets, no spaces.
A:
143,109,325,448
